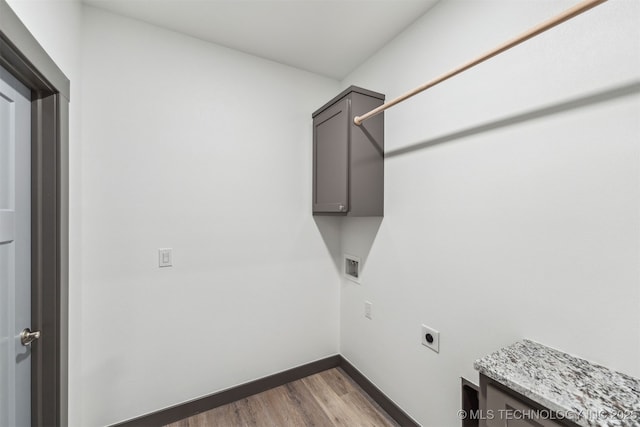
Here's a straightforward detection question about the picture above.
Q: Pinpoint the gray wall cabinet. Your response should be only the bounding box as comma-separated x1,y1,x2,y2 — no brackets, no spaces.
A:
312,86,385,216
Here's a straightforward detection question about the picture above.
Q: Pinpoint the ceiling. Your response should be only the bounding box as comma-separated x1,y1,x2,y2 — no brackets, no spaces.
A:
82,0,439,80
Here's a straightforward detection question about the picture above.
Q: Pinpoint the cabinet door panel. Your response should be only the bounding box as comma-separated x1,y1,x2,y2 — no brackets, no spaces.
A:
486,385,563,427
313,98,349,213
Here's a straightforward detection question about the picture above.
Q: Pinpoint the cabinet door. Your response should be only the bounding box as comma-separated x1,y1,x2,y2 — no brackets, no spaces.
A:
313,98,349,213
486,384,563,427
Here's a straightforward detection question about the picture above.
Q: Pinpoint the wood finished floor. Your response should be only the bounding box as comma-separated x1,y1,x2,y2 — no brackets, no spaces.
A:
165,367,400,427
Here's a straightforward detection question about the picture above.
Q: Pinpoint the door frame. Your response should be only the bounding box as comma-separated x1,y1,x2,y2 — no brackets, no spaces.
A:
0,2,70,426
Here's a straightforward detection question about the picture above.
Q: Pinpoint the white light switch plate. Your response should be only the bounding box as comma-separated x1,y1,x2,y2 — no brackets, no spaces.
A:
158,248,172,267
365,301,372,319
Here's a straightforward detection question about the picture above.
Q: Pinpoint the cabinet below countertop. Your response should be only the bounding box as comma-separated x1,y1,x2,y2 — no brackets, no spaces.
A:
474,340,640,427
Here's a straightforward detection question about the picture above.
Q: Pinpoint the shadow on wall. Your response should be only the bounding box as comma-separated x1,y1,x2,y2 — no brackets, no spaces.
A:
313,216,383,279
386,80,640,158
313,216,343,273
341,217,383,278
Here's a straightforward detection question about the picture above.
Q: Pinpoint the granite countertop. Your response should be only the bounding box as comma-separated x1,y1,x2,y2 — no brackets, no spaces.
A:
474,339,640,427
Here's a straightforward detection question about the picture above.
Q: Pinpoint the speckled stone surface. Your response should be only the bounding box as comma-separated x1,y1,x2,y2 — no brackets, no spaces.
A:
474,340,640,427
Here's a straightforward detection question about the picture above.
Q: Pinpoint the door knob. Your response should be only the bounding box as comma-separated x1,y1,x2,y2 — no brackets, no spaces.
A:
20,328,41,346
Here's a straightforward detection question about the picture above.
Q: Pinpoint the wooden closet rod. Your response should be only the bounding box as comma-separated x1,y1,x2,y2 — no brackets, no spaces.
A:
353,0,608,126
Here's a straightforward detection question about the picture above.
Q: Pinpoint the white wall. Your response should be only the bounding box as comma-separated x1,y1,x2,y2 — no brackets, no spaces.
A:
340,0,640,425
78,6,340,426
4,1,83,425
8,1,640,426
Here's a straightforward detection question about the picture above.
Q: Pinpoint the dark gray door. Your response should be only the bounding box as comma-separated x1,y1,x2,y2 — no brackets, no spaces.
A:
0,65,32,426
313,98,349,213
